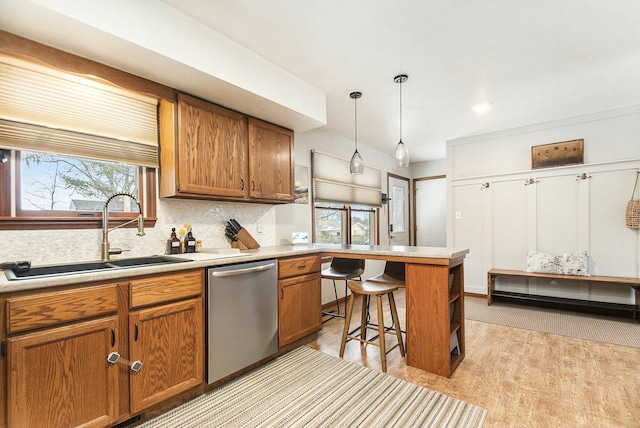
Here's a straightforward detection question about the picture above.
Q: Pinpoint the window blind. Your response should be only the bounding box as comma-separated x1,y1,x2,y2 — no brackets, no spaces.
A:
312,150,382,206
0,57,159,168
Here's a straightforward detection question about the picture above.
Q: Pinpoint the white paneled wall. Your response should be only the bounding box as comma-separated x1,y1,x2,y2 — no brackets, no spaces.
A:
448,106,640,300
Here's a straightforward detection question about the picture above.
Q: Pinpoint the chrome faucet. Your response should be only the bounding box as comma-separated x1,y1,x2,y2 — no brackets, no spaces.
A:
102,192,145,260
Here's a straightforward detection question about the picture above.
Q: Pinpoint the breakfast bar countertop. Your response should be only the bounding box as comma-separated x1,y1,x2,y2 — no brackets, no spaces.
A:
0,244,469,293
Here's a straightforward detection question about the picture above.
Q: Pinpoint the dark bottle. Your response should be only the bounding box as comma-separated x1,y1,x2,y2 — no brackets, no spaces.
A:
184,230,197,253
169,227,182,254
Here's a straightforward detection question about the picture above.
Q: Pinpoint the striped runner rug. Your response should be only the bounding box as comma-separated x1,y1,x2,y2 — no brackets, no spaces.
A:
139,346,487,427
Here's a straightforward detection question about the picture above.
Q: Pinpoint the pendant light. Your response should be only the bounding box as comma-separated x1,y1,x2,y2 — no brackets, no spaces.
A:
349,91,364,175
393,74,409,169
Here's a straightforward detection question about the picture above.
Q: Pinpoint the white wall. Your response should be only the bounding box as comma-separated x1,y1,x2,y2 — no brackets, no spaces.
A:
447,105,640,295
410,159,446,178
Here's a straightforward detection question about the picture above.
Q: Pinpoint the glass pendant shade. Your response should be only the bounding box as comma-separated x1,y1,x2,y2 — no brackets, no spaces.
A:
350,149,364,174
393,74,410,169
393,140,409,169
349,91,363,175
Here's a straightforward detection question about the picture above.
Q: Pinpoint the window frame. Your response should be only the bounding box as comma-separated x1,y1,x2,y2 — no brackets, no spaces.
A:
0,149,157,230
313,203,379,245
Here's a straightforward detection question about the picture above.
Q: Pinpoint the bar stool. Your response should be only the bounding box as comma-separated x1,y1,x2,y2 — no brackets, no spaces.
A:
339,279,405,372
366,261,405,336
321,257,365,320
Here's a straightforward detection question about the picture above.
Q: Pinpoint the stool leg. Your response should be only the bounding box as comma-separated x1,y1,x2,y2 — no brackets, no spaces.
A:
360,294,368,342
388,292,405,357
339,292,356,357
376,294,387,372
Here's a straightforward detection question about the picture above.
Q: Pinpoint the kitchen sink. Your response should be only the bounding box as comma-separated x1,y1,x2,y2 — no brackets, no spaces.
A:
3,255,188,281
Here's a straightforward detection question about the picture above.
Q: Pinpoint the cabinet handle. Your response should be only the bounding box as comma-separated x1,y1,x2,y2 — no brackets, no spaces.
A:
111,327,116,347
134,323,138,341
251,180,255,191
240,179,244,190
130,360,143,372
280,288,284,300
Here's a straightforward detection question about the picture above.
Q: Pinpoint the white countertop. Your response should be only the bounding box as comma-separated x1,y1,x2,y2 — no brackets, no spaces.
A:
0,244,469,293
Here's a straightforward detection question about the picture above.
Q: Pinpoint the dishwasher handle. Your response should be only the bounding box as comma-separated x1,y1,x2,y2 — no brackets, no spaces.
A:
210,262,276,278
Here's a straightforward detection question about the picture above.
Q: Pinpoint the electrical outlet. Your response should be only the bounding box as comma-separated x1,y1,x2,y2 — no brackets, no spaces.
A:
257,224,264,234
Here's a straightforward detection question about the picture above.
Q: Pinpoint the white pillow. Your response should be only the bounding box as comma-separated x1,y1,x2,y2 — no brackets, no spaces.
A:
556,251,589,276
525,250,559,274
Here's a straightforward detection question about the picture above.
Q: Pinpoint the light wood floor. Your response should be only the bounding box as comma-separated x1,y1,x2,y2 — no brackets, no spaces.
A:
308,289,640,427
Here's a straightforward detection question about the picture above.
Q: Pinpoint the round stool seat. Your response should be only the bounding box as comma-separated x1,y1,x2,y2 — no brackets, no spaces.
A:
348,280,397,295
340,280,405,372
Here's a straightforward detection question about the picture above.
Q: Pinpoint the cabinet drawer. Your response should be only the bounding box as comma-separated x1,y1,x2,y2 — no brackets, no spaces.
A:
6,283,118,334
278,255,321,279
130,269,203,308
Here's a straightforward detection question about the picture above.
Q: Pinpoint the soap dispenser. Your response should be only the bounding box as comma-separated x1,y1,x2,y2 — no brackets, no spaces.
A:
169,227,181,254
184,229,196,253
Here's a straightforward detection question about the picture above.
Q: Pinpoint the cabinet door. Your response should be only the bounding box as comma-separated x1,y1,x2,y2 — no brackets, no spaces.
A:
177,94,248,198
129,298,203,413
248,118,294,201
7,317,119,428
278,272,321,346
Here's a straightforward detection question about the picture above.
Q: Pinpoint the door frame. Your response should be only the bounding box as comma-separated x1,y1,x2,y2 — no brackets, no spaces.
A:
412,174,446,245
387,173,412,246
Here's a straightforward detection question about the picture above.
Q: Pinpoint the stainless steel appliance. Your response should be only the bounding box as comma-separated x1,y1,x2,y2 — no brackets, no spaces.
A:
206,259,278,384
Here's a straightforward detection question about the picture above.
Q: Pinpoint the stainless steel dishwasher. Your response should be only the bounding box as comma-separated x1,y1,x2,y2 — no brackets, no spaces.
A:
206,259,278,384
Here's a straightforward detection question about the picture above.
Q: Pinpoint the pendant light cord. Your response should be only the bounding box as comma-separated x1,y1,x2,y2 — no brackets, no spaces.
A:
399,79,403,141
354,95,358,151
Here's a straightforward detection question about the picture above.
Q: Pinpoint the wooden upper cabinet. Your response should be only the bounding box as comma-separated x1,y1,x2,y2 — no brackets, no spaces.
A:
248,118,295,202
159,93,248,199
159,93,295,203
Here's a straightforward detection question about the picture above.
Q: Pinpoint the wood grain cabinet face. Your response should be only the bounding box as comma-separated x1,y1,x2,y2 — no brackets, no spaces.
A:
7,316,119,428
175,93,248,198
129,297,203,414
2,270,205,427
248,117,295,202
159,93,295,203
277,256,322,346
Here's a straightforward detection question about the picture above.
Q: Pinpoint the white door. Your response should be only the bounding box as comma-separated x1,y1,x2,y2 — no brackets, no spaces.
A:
415,176,446,247
388,175,410,245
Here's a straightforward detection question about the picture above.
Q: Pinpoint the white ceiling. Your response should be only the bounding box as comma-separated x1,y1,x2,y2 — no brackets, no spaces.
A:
2,1,640,162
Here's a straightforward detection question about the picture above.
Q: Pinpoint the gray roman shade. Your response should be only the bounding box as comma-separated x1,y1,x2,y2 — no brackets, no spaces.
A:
0,56,159,168
312,150,382,206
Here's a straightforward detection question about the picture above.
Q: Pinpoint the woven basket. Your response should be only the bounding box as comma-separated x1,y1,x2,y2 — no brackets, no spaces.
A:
627,172,640,229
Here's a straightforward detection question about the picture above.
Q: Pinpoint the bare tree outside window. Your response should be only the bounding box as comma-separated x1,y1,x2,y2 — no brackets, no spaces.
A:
21,151,139,212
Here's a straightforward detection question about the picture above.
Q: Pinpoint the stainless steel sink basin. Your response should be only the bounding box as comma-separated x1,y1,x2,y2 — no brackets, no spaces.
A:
3,255,188,281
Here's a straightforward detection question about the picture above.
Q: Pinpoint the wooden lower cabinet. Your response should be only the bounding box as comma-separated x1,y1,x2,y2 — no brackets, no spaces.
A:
278,256,322,347
6,316,119,428
129,297,203,413
2,269,205,428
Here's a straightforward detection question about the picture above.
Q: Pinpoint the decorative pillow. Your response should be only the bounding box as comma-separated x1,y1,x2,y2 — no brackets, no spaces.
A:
556,251,589,276
525,250,559,274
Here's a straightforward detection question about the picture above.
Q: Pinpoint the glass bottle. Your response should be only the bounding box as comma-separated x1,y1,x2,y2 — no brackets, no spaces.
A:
170,227,181,254
185,230,197,253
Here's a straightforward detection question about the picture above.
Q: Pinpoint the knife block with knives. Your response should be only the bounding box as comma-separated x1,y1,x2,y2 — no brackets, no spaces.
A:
225,219,260,250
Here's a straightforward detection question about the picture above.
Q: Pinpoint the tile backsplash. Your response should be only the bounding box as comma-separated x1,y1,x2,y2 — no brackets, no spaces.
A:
2,198,276,265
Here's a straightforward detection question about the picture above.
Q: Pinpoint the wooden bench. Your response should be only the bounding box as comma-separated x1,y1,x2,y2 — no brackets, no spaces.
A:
487,269,640,320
